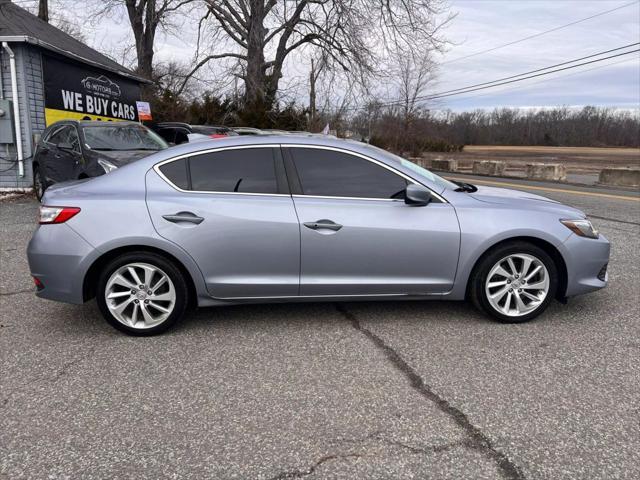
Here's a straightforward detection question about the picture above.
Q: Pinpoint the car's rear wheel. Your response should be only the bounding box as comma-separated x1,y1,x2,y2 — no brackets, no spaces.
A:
96,252,189,335
33,166,47,202
470,242,558,323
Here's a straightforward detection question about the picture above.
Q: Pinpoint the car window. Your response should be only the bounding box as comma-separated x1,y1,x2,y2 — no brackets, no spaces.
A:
83,125,168,151
47,125,71,146
158,158,190,190
157,128,176,144
174,129,189,145
289,147,408,199
67,127,81,153
162,148,278,194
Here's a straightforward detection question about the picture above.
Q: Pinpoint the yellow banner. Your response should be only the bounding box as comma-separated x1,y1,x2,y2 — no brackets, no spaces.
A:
44,108,128,126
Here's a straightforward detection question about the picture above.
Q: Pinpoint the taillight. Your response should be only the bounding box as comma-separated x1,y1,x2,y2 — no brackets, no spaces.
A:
209,133,228,139
39,206,81,224
33,276,44,290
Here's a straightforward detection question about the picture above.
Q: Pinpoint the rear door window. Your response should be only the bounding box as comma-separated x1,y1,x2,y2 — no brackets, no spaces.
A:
158,158,190,190
158,148,279,194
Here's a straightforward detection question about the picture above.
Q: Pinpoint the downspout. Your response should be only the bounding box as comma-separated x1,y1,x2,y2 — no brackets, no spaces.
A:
2,42,24,177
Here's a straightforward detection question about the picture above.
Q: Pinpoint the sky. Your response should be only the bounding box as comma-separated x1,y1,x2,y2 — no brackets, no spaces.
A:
16,0,640,112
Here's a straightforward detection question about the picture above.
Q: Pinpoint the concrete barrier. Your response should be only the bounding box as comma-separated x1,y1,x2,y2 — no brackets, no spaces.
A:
410,157,431,169
598,168,640,187
472,160,506,176
431,158,457,172
525,163,567,182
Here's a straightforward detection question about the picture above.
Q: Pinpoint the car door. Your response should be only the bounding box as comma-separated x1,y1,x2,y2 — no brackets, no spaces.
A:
284,146,461,296
41,125,83,183
145,145,300,299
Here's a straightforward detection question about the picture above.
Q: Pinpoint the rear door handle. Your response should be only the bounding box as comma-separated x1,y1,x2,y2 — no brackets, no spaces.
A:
303,219,342,231
162,212,204,225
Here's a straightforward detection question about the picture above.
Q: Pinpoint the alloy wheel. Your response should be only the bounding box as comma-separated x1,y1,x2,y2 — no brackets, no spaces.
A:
105,262,176,329
485,253,550,317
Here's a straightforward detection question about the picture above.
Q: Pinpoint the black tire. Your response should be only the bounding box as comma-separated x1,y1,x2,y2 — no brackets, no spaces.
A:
96,252,189,335
33,166,47,202
469,241,558,323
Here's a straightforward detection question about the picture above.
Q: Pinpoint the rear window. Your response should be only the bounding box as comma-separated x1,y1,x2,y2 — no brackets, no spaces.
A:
159,158,189,190
157,147,278,194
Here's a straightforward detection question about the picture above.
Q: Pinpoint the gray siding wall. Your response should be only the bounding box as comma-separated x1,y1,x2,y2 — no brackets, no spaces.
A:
0,43,44,189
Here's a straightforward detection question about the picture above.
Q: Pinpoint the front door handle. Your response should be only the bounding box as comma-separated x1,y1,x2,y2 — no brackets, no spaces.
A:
162,212,204,225
303,219,343,231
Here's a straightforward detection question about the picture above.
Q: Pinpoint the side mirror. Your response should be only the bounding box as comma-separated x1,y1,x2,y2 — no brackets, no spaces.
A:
404,184,433,206
57,142,74,152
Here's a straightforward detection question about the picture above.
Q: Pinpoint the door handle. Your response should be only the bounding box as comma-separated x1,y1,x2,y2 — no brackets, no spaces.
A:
162,212,204,225
304,220,342,231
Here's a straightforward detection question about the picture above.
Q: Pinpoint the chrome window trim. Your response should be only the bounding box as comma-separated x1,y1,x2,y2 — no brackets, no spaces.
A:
281,144,448,203
154,142,448,203
292,194,403,203
153,144,289,197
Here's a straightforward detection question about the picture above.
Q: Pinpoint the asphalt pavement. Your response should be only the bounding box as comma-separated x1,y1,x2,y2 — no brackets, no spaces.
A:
1,177,639,479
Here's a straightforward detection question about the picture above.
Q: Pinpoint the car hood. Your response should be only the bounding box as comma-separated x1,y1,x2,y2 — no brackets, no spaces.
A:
470,185,561,203
88,149,159,166
468,185,586,218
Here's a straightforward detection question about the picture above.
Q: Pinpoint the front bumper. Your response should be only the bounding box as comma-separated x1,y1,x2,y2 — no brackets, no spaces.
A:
562,233,610,297
27,224,95,304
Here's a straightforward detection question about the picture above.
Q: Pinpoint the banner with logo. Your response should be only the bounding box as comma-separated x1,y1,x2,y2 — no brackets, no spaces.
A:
42,54,142,125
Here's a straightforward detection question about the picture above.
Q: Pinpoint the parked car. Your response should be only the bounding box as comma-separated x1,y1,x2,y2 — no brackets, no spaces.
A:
32,120,168,201
149,122,238,145
28,136,610,336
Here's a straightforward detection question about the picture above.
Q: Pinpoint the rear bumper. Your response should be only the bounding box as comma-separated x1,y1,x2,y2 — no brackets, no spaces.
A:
562,233,610,297
27,224,94,304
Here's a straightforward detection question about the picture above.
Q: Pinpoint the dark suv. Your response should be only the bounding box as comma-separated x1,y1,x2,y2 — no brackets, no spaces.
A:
33,120,168,201
149,122,238,145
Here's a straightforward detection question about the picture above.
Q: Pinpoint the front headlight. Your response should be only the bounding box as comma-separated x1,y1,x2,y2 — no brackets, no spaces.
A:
560,218,599,239
97,158,118,174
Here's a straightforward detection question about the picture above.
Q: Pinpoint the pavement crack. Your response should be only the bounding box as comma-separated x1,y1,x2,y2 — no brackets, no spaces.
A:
267,453,362,479
0,288,33,297
336,303,525,480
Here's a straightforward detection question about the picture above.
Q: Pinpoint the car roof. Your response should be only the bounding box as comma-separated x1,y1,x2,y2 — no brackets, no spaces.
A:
152,134,387,161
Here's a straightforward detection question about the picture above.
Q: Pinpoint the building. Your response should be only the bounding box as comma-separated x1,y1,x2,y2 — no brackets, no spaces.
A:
0,0,149,190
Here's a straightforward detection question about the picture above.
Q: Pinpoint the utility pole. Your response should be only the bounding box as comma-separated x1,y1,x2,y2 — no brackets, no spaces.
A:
38,0,49,23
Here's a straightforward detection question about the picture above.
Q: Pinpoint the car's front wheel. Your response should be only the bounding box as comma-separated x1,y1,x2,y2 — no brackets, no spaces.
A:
470,241,558,323
96,252,189,335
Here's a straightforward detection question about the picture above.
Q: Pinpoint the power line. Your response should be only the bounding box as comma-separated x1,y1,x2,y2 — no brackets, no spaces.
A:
426,49,640,101
441,0,640,65
372,46,640,108
428,43,639,98
432,57,639,106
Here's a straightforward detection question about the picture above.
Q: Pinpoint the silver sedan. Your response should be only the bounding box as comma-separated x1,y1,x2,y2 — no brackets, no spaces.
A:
27,136,610,335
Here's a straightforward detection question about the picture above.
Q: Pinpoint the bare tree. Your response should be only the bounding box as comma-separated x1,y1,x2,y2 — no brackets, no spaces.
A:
38,0,49,22
396,51,436,125
189,0,452,117
89,0,195,83
308,53,328,129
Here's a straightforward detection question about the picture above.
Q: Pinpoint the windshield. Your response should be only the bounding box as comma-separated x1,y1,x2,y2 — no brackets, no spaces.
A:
362,144,459,191
83,125,168,151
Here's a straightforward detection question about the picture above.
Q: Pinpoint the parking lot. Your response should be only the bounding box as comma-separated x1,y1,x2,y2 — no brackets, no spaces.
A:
1,177,638,479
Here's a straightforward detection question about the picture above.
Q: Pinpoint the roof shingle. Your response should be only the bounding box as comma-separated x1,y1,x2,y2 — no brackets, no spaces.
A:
0,0,148,83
